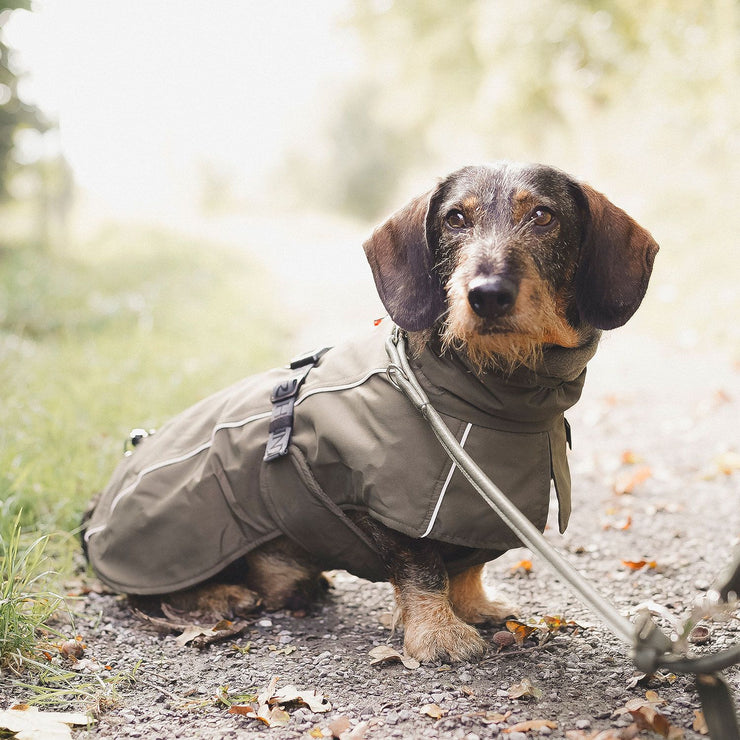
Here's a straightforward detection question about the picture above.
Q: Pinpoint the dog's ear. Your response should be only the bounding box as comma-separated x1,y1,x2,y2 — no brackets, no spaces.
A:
573,183,659,330
363,189,447,332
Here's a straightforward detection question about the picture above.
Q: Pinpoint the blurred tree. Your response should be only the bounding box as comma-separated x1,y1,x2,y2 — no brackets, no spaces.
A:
282,0,739,221
0,0,47,201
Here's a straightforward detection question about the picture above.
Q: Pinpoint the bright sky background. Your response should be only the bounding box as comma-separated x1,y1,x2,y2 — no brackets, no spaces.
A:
5,0,359,218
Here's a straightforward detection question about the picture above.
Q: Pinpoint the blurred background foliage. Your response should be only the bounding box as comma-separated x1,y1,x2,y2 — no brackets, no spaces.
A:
287,0,739,224
0,0,738,539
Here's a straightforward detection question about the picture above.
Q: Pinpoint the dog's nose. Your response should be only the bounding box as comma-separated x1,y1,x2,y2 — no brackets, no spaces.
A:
468,276,519,318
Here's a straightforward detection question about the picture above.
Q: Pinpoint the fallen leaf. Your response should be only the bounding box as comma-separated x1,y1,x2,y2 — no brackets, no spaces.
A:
227,705,255,716
541,615,581,634
614,466,652,495
69,657,105,673
506,620,538,645
271,684,331,713
507,677,542,700
602,514,633,531
133,608,247,647
0,706,91,740
621,559,657,571
566,730,636,740
510,559,533,574
420,703,447,719
175,620,247,648
174,625,221,647
368,645,420,669
626,671,677,689
693,710,708,735
482,710,512,724
505,719,558,732
614,691,667,715
629,704,682,739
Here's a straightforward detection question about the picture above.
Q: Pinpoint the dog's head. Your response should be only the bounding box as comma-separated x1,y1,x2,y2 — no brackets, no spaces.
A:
364,162,659,369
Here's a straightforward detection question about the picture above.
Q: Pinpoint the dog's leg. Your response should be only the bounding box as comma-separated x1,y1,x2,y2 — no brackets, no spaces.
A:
356,515,486,662
163,582,260,620
243,537,326,612
448,564,517,624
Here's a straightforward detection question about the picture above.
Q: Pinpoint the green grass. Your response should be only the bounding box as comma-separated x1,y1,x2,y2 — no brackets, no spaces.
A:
0,511,60,673
0,225,290,681
0,226,289,537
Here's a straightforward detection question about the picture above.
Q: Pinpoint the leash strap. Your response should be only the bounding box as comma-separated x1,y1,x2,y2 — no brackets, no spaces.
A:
263,347,330,462
385,326,739,737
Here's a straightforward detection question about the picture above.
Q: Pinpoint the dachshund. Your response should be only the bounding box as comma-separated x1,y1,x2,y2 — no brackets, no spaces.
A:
84,162,658,663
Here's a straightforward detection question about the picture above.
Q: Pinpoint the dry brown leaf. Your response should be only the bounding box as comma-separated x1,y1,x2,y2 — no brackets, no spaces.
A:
541,615,581,634
603,514,633,531
271,684,331,713
566,730,637,740
506,620,538,645
227,705,255,716
629,704,682,739
692,710,709,735
420,703,447,719
614,466,652,495
614,691,667,715
175,620,247,648
482,710,512,724
510,559,533,574
507,677,542,700
505,719,558,732
621,559,657,571
368,645,420,669
0,706,91,740
133,608,247,647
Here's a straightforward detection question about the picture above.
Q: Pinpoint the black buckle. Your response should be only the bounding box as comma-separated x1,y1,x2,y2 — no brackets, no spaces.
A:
289,347,331,370
263,347,331,462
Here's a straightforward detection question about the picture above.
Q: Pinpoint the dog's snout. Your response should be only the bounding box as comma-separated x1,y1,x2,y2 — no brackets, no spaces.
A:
468,276,518,318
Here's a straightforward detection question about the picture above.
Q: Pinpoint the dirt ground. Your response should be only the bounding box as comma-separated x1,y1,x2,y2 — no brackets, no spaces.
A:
4,331,740,739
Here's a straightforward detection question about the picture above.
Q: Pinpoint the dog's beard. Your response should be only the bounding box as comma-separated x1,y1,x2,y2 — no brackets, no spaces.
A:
441,276,582,374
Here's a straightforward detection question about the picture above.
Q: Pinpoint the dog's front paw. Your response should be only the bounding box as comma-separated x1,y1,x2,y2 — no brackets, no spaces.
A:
453,596,519,625
403,611,487,663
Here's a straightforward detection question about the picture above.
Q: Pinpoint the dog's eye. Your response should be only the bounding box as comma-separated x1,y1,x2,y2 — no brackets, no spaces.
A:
445,209,467,229
532,208,555,227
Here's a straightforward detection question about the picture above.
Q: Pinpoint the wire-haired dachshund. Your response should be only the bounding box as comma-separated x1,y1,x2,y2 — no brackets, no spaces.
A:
85,162,658,663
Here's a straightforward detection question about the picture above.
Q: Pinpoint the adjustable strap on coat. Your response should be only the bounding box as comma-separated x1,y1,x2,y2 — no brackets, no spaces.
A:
386,326,739,739
264,347,330,462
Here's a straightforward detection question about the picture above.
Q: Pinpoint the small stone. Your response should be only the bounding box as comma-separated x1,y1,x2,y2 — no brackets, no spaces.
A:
576,719,591,730
492,631,516,649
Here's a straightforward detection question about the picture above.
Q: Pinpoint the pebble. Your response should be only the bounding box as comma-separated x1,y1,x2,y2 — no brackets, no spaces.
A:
576,719,592,730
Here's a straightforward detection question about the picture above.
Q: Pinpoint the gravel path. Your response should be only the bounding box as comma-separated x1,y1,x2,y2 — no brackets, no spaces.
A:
6,331,740,739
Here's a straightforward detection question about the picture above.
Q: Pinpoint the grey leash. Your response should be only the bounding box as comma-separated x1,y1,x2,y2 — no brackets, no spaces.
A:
385,326,740,738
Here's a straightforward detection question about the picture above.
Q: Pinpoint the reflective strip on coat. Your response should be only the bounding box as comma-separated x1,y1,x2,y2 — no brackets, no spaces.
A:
84,321,598,594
